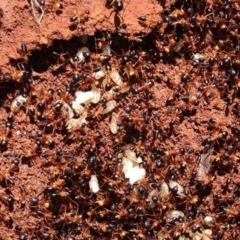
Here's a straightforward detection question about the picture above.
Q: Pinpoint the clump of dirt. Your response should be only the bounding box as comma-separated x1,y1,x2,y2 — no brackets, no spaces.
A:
0,0,240,239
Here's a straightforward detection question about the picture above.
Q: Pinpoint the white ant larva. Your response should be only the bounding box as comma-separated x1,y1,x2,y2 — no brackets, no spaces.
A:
102,43,111,56
121,149,146,185
102,100,117,114
110,68,123,86
165,210,185,222
90,85,101,104
124,149,142,163
74,91,94,105
89,175,99,193
92,67,105,80
11,95,28,113
73,47,90,63
110,112,118,134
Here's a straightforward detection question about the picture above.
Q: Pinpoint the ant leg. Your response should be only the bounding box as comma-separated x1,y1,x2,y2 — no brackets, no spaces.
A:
108,9,115,21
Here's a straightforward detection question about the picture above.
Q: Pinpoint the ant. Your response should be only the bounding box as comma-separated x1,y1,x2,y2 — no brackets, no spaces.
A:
170,8,186,19
124,61,137,78
0,121,13,146
19,186,27,209
182,34,198,52
36,210,55,222
197,174,216,187
133,59,155,77
230,30,240,40
179,189,198,208
51,178,65,189
15,222,41,234
190,13,214,27
70,10,90,31
219,207,240,219
180,94,199,109
41,134,55,147
17,43,30,63
106,0,123,12
225,153,240,165
127,34,145,45
199,82,217,99
231,75,240,90
172,19,193,28
138,15,160,33
155,21,168,36
204,130,228,145
21,141,41,165
123,115,145,130
0,159,19,185
90,53,111,63
132,81,154,94
39,229,58,240
162,37,177,54
97,33,112,52
212,149,227,163
0,188,14,203
209,118,227,130
0,213,13,227
114,206,135,219
52,51,69,71
117,32,145,46
129,227,147,239
2,65,29,83
32,87,54,110
225,88,237,105
159,148,185,158
214,192,236,204
44,1,63,13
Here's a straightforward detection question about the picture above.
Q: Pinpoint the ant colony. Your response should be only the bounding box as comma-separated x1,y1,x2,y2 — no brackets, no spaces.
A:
2,0,240,239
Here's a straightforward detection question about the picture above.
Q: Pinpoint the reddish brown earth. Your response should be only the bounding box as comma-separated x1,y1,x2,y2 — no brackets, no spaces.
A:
0,0,162,67
0,0,240,239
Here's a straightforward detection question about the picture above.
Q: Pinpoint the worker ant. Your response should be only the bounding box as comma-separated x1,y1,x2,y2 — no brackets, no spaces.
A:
69,10,90,32
106,0,125,29
43,1,63,14
17,42,31,64
106,0,123,12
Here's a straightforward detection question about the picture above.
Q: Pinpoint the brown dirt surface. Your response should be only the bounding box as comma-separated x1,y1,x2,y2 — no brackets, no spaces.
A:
0,0,240,239
0,0,162,67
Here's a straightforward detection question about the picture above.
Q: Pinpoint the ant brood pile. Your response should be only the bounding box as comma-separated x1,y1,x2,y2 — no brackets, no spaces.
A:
0,0,240,239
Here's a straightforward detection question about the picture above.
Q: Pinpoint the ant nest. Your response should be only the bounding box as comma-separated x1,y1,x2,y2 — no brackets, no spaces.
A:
0,0,240,239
